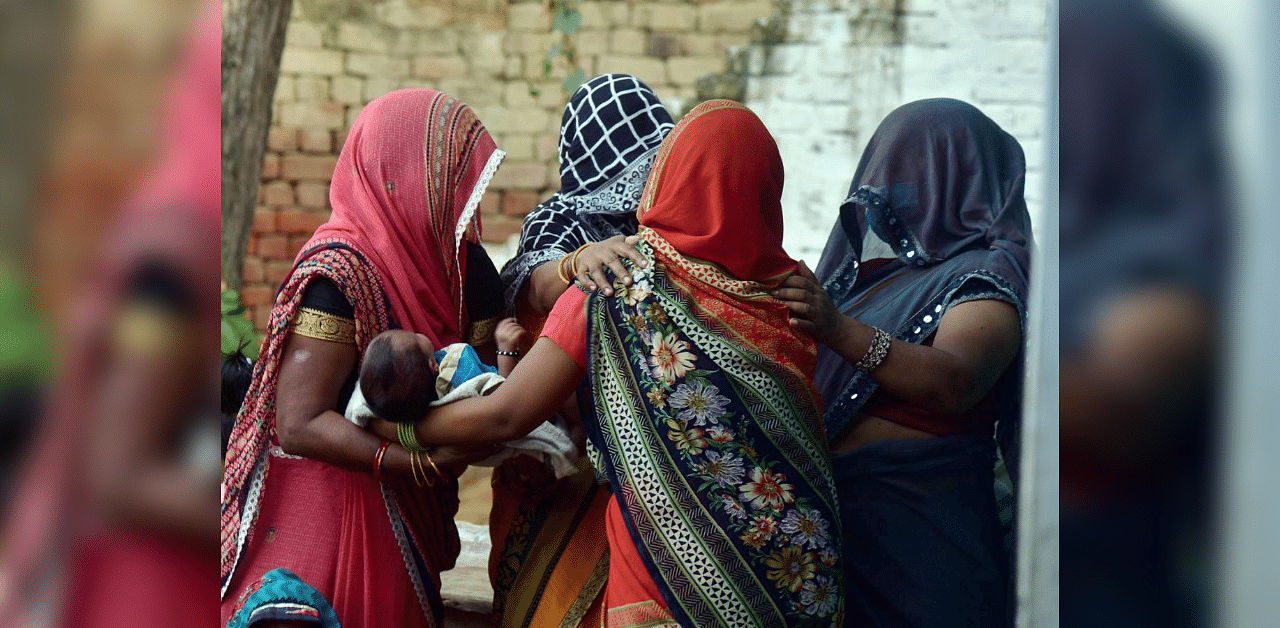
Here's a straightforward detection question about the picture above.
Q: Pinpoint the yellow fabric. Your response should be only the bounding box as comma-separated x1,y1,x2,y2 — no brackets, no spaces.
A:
490,457,609,628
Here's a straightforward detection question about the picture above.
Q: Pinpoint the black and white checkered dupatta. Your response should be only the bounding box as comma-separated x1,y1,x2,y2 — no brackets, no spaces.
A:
499,74,674,309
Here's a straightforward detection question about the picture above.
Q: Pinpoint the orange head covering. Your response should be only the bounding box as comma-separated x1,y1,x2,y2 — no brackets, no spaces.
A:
637,100,796,285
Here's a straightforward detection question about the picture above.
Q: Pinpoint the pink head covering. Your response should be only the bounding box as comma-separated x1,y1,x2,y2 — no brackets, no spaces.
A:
307,90,504,345
0,1,221,624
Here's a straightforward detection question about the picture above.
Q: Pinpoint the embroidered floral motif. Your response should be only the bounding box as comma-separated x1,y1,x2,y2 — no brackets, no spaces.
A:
646,387,668,408
630,314,650,335
818,548,838,568
707,425,735,443
668,381,730,426
741,526,771,549
700,450,746,487
649,331,696,385
722,494,749,521
739,467,795,511
620,272,653,307
645,303,669,325
800,575,837,617
765,546,818,593
666,419,708,455
780,507,830,550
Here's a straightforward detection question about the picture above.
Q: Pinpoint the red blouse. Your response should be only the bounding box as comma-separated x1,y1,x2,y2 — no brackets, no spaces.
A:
540,287,589,371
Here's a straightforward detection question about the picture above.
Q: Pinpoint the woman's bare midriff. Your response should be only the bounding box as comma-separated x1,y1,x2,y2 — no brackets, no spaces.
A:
830,414,935,456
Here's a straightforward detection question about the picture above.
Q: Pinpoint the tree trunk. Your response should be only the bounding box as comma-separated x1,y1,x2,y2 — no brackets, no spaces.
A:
221,0,292,290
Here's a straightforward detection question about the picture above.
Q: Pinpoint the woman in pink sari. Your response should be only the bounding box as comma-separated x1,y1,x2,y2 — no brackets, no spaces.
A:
220,89,505,628
0,3,220,627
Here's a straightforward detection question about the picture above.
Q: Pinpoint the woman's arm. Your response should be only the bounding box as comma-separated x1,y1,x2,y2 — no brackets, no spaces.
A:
275,332,504,480
524,235,648,313
371,337,584,445
772,262,1021,415
273,332,397,472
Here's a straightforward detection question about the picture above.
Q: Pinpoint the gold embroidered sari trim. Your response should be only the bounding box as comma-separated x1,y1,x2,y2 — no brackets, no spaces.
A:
468,315,498,346
289,307,355,343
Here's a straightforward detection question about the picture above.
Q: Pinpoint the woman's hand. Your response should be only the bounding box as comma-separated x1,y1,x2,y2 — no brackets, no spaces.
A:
495,317,532,354
430,443,503,469
573,235,647,296
770,261,846,346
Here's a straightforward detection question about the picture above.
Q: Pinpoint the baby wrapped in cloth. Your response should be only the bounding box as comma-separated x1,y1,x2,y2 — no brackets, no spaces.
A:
344,330,578,478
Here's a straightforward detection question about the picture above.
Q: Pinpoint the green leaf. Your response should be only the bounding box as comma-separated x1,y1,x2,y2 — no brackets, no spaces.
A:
221,320,237,356
241,335,260,360
221,289,244,316
562,68,586,93
546,42,563,63
553,7,581,36
542,57,553,77
528,83,540,97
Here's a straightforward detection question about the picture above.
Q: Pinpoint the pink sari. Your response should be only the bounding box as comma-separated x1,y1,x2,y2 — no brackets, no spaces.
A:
0,3,221,627
220,89,504,627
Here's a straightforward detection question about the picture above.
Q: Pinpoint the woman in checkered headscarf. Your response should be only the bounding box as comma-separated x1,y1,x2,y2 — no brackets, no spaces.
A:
500,73,675,315
489,74,674,628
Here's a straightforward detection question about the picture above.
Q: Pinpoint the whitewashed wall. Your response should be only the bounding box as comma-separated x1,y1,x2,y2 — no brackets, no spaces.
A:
485,0,1049,269
748,0,1049,262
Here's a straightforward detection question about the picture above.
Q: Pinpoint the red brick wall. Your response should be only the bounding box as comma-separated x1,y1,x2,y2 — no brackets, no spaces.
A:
239,0,778,329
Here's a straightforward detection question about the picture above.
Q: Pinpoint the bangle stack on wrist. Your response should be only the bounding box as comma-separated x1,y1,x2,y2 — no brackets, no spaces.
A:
396,422,441,487
556,244,592,286
854,327,892,373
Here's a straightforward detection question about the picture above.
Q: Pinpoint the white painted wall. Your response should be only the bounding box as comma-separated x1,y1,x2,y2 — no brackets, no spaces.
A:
747,0,1049,263
487,0,1050,270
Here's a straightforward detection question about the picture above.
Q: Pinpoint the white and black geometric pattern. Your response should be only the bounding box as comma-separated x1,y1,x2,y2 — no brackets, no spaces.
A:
499,74,674,309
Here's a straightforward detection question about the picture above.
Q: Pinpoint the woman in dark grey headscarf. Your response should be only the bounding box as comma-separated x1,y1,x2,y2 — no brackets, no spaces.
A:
773,98,1031,628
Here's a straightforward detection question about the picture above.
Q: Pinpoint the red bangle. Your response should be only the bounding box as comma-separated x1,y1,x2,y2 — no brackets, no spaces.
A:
372,439,391,484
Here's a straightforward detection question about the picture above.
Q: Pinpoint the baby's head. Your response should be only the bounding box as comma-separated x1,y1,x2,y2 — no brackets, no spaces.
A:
359,330,439,423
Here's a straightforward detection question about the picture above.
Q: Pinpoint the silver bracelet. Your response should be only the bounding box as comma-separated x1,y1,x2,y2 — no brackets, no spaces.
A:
854,327,891,373
496,349,519,357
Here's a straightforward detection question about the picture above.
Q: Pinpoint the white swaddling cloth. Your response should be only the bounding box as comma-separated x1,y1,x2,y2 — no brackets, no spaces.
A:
343,343,579,479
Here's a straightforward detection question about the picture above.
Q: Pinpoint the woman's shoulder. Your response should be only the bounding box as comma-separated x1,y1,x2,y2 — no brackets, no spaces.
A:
299,277,354,319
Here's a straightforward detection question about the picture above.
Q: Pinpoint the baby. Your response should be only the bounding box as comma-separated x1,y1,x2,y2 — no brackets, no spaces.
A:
347,318,579,478
357,318,529,423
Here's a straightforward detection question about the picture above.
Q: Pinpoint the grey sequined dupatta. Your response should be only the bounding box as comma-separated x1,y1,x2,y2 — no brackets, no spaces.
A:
812,99,1033,444
499,74,674,309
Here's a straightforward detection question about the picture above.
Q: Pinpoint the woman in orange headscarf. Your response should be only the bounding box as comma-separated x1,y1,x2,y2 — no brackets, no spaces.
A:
369,101,845,627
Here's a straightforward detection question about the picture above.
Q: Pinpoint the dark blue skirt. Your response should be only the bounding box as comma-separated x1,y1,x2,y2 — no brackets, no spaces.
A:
834,434,1007,628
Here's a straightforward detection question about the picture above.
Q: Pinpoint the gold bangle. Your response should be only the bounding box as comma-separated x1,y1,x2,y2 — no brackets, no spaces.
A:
372,440,391,484
569,243,591,279
423,450,443,484
414,450,436,487
556,254,573,286
408,450,423,487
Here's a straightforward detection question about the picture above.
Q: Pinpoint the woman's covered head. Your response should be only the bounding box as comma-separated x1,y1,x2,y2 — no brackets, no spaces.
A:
558,74,673,195
843,98,1031,266
318,89,503,345
636,100,794,284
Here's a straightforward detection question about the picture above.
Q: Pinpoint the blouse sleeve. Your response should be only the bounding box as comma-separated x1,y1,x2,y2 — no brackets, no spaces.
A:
498,201,594,311
539,286,589,371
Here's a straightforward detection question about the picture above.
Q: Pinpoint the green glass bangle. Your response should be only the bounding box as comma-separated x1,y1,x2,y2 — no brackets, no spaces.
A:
397,421,425,452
